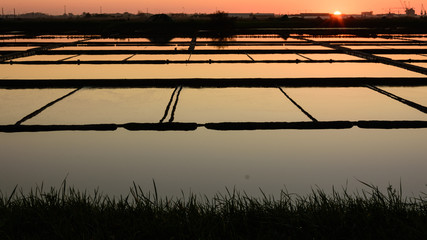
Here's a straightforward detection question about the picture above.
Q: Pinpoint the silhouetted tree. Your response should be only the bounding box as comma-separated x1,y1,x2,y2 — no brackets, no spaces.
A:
208,11,235,32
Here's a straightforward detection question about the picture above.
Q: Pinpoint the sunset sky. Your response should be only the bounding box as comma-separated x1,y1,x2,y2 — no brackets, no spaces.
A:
1,0,426,15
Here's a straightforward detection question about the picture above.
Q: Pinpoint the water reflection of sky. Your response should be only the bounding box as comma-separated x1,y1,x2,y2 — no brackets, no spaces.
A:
1,34,427,199
3,87,427,126
409,62,427,68
0,63,424,79
1,38,86,43
0,46,34,51
0,89,75,124
194,45,330,50
86,38,150,43
374,54,427,60
53,45,189,51
380,86,427,106
23,88,175,125
1,129,426,198
307,37,407,42
11,55,75,61
174,88,310,123
283,87,427,121
1,85,426,199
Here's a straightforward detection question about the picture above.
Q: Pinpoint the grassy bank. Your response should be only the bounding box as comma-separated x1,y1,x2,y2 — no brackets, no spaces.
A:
1,181,427,239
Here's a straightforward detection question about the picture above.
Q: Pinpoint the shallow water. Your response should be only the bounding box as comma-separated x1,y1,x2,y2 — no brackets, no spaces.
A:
170,38,193,42
189,54,251,61
11,55,75,61
1,128,426,198
1,35,427,199
346,45,394,50
249,54,305,61
1,38,86,43
0,89,75,124
374,54,427,60
282,87,427,121
174,88,309,123
197,35,285,42
409,62,427,68
0,46,35,51
1,85,426,198
4,87,426,126
306,37,406,42
193,44,331,50
63,54,131,61
298,53,363,60
86,38,150,43
1,63,424,79
53,45,189,51
128,54,190,61
23,88,175,125
380,86,427,106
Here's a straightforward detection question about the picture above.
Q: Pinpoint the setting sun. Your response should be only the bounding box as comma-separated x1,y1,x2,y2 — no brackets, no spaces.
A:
333,11,342,15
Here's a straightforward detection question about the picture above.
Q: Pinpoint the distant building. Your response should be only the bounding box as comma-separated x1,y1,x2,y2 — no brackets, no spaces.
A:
299,13,331,19
228,13,252,19
361,11,374,18
251,13,275,19
228,13,275,19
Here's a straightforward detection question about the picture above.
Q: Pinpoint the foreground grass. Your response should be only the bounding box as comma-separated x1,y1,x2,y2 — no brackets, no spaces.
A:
1,181,427,239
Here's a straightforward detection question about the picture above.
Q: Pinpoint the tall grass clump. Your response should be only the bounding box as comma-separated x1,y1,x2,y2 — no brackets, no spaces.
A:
1,180,427,239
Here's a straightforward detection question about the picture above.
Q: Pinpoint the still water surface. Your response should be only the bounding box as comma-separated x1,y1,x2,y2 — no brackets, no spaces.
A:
1,129,426,198
1,35,427,198
1,63,424,79
1,87,427,198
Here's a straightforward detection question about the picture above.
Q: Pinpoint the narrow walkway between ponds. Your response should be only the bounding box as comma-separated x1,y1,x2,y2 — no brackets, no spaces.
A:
168,86,183,122
58,54,80,61
0,38,92,62
244,52,255,61
14,88,82,125
366,85,427,114
295,36,427,76
278,87,318,122
3,121,427,132
123,54,136,61
2,59,378,65
295,53,313,61
1,78,426,88
393,36,427,44
160,86,183,123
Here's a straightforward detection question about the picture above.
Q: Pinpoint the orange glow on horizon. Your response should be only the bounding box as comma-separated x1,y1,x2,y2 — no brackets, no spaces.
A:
333,11,342,15
2,0,425,15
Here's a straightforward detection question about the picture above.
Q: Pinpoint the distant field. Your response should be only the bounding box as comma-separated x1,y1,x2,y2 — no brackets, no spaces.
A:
1,16,427,37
